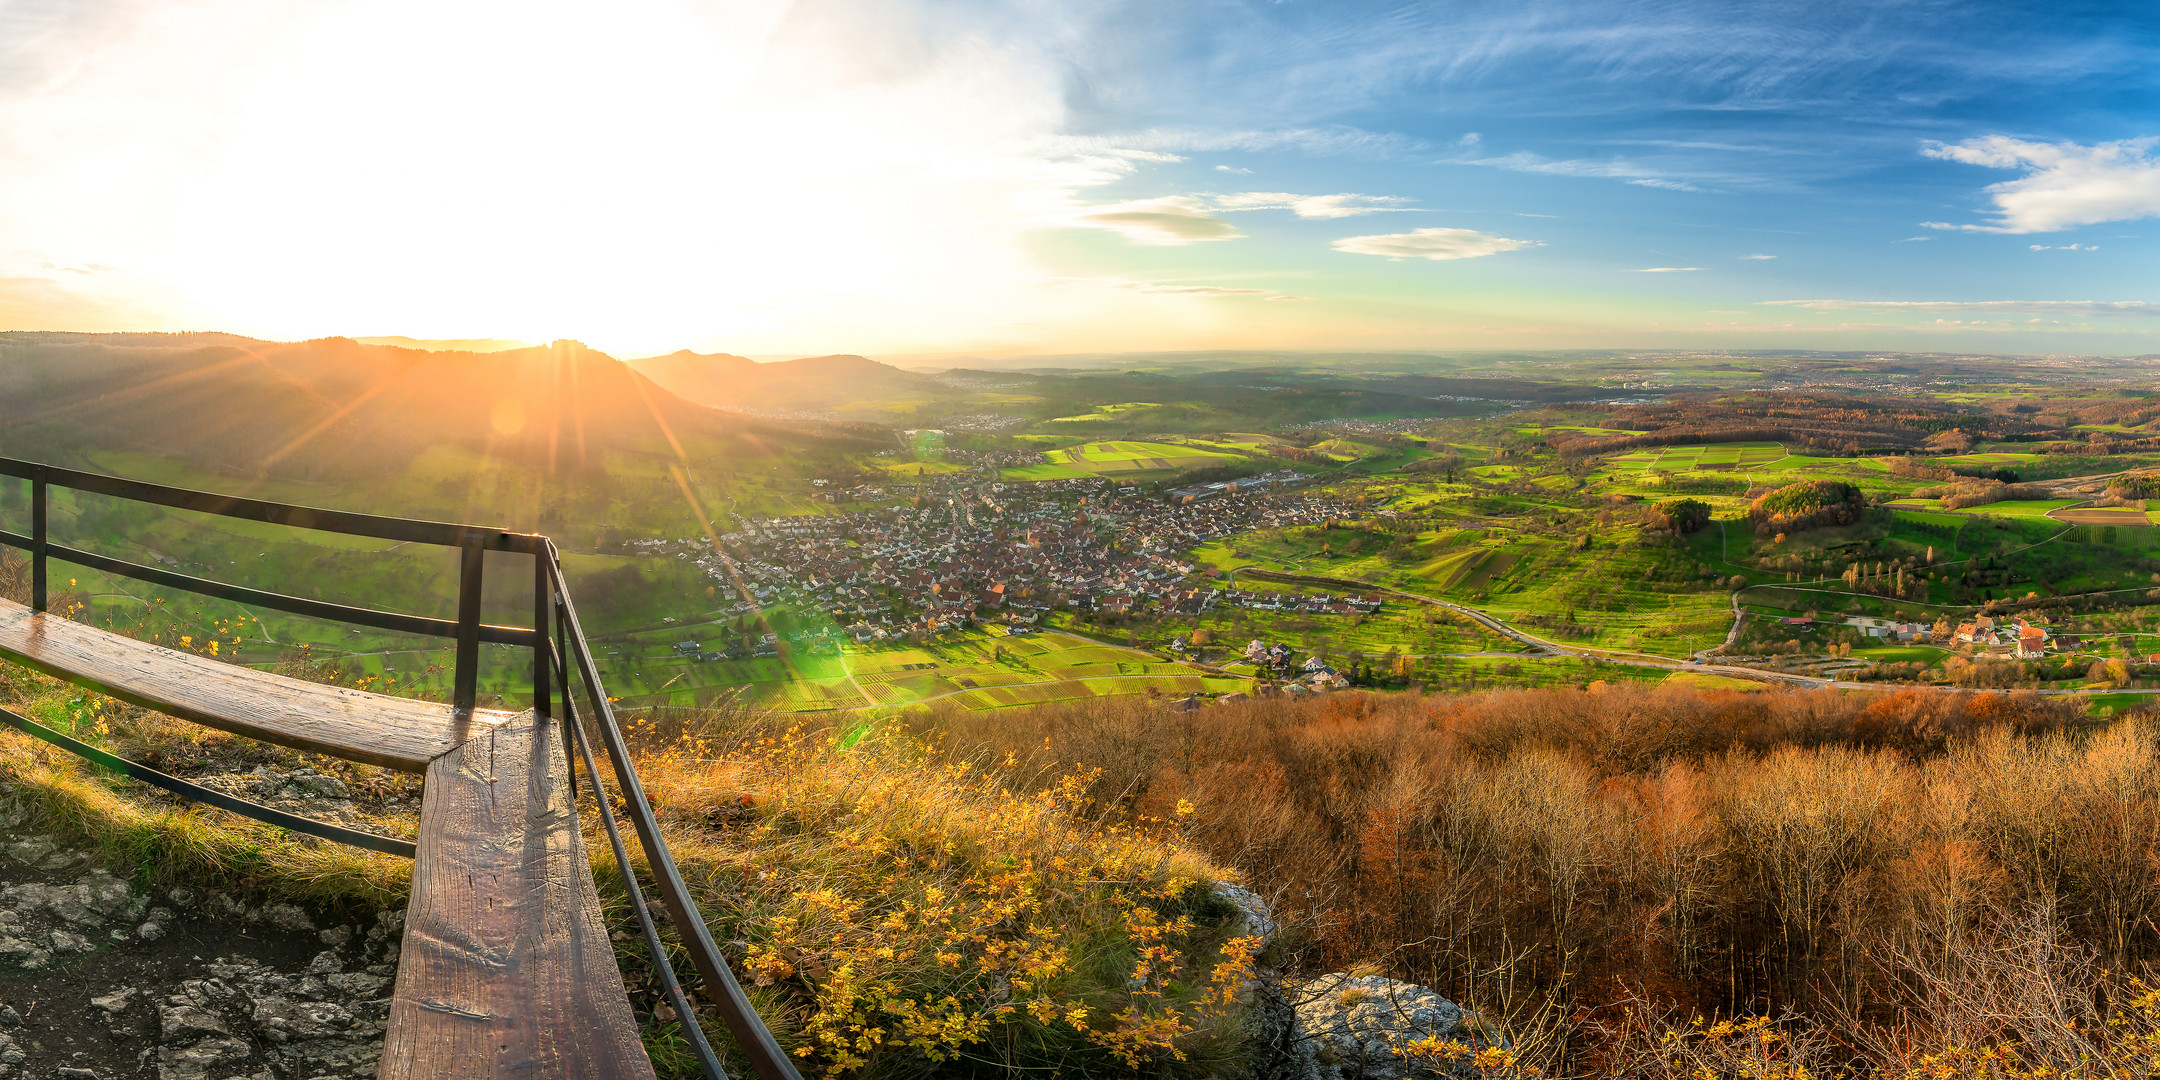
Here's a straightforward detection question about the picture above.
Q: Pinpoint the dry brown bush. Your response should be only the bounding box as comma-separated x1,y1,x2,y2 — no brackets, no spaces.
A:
914,683,2151,1052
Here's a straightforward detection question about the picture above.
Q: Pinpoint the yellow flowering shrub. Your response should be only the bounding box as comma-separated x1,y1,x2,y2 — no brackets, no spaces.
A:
626,720,1264,1079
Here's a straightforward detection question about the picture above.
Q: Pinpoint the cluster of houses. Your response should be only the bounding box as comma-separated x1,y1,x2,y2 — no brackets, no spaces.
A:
1163,470,1305,505
1776,613,2074,660
1239,639,1354,690
1953,615,2075,659
1220,590,1384,615
665,626,847,662
635,476,1352,642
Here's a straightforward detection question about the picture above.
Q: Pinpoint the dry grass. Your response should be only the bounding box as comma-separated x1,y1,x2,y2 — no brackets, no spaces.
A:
0,661,412,909
614,711,1261,1078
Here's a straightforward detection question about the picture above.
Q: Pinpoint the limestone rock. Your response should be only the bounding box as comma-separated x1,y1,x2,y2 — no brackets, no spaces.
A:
159,1003,230,1041
251,904,313,934
1215,882,1279,946
1291,973,1490,1080
250,995,355,1042
157,1036,251,1080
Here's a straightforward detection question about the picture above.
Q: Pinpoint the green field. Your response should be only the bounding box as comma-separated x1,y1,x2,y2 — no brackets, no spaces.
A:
610,628,1246,714
1607,442,1787,473
1031,439,1244,476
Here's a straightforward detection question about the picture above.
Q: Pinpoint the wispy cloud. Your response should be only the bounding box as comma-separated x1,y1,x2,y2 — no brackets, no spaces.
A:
1061,196,1243,245
1051,276,1305,300
1106,125,1429,159
2028,243,2098,251
1921,136,2160,233
1634,267,1702,272
1763,299,2160,317
1213,191,1414,218
1457,150,1706,192
1331,227,1537,260
1214,164,1252,174
1893,236,1931,242
1739,253,1777,260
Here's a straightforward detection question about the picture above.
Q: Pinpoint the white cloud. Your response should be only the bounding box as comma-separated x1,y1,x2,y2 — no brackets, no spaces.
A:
1739,253,1777,260
2029,243,2098,251
1920,136,2160,233
1626,178,1705,192
1893,236,1931,242
1457,132,1482,147
1762,299,2160,318
1061,196,1243,245
1213,191,1414,218
1214,164,1252,174
1633,267,1702,272
1331,227,1536,260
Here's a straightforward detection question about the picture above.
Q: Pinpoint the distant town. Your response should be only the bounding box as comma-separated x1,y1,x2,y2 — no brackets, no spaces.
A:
622,470,1348,649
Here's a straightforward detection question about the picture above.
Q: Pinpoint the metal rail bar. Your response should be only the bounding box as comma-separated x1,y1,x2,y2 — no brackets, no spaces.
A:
0,457,543,553
547,540,803,1080
30,469,46,612
0,705,418,857
16,541,537,646
452,539,484,714
0,457,549,714
563,688,730,1080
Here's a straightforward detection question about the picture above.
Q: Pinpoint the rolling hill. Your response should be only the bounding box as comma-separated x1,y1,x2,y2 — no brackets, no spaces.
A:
0,334,757,483
627,351,937,416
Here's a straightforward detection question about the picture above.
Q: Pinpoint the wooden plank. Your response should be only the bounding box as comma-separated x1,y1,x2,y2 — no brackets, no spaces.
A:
380,713,655,1080
0,598,502,772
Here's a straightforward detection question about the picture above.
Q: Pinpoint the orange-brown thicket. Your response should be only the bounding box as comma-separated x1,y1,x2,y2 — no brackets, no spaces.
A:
916,684,2154,1030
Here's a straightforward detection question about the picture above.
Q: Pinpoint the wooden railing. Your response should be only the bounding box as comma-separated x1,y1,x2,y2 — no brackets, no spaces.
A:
0,456,799,1080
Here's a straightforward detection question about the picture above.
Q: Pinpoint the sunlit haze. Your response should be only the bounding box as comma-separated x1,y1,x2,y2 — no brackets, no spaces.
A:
3,0,2158,356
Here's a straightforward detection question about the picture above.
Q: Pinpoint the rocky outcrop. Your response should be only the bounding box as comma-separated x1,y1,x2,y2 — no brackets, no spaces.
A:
1290,973,1491,1080
1212,883,1494,1080
0,833,402,1080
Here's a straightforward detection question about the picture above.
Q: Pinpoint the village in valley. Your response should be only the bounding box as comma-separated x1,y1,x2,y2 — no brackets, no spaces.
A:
571,371,2160,714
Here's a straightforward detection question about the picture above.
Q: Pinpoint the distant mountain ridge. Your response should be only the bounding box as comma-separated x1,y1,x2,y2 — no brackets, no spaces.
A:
626,350,931,413
0,333,761,483
352,336,537,353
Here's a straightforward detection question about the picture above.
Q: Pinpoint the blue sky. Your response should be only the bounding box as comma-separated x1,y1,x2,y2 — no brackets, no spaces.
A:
1,0,2156,356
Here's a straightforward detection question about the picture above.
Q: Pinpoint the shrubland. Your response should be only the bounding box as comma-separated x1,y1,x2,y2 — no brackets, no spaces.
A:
916,684,2160,1076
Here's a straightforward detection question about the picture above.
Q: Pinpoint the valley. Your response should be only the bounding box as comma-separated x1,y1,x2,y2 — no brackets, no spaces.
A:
11,337,2160,716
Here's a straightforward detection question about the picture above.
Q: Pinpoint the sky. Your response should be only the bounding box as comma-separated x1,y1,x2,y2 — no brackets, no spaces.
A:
1,0,2158,359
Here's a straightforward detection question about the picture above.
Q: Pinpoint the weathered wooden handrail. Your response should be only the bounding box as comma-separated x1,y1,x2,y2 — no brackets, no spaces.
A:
0,458,793,1080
